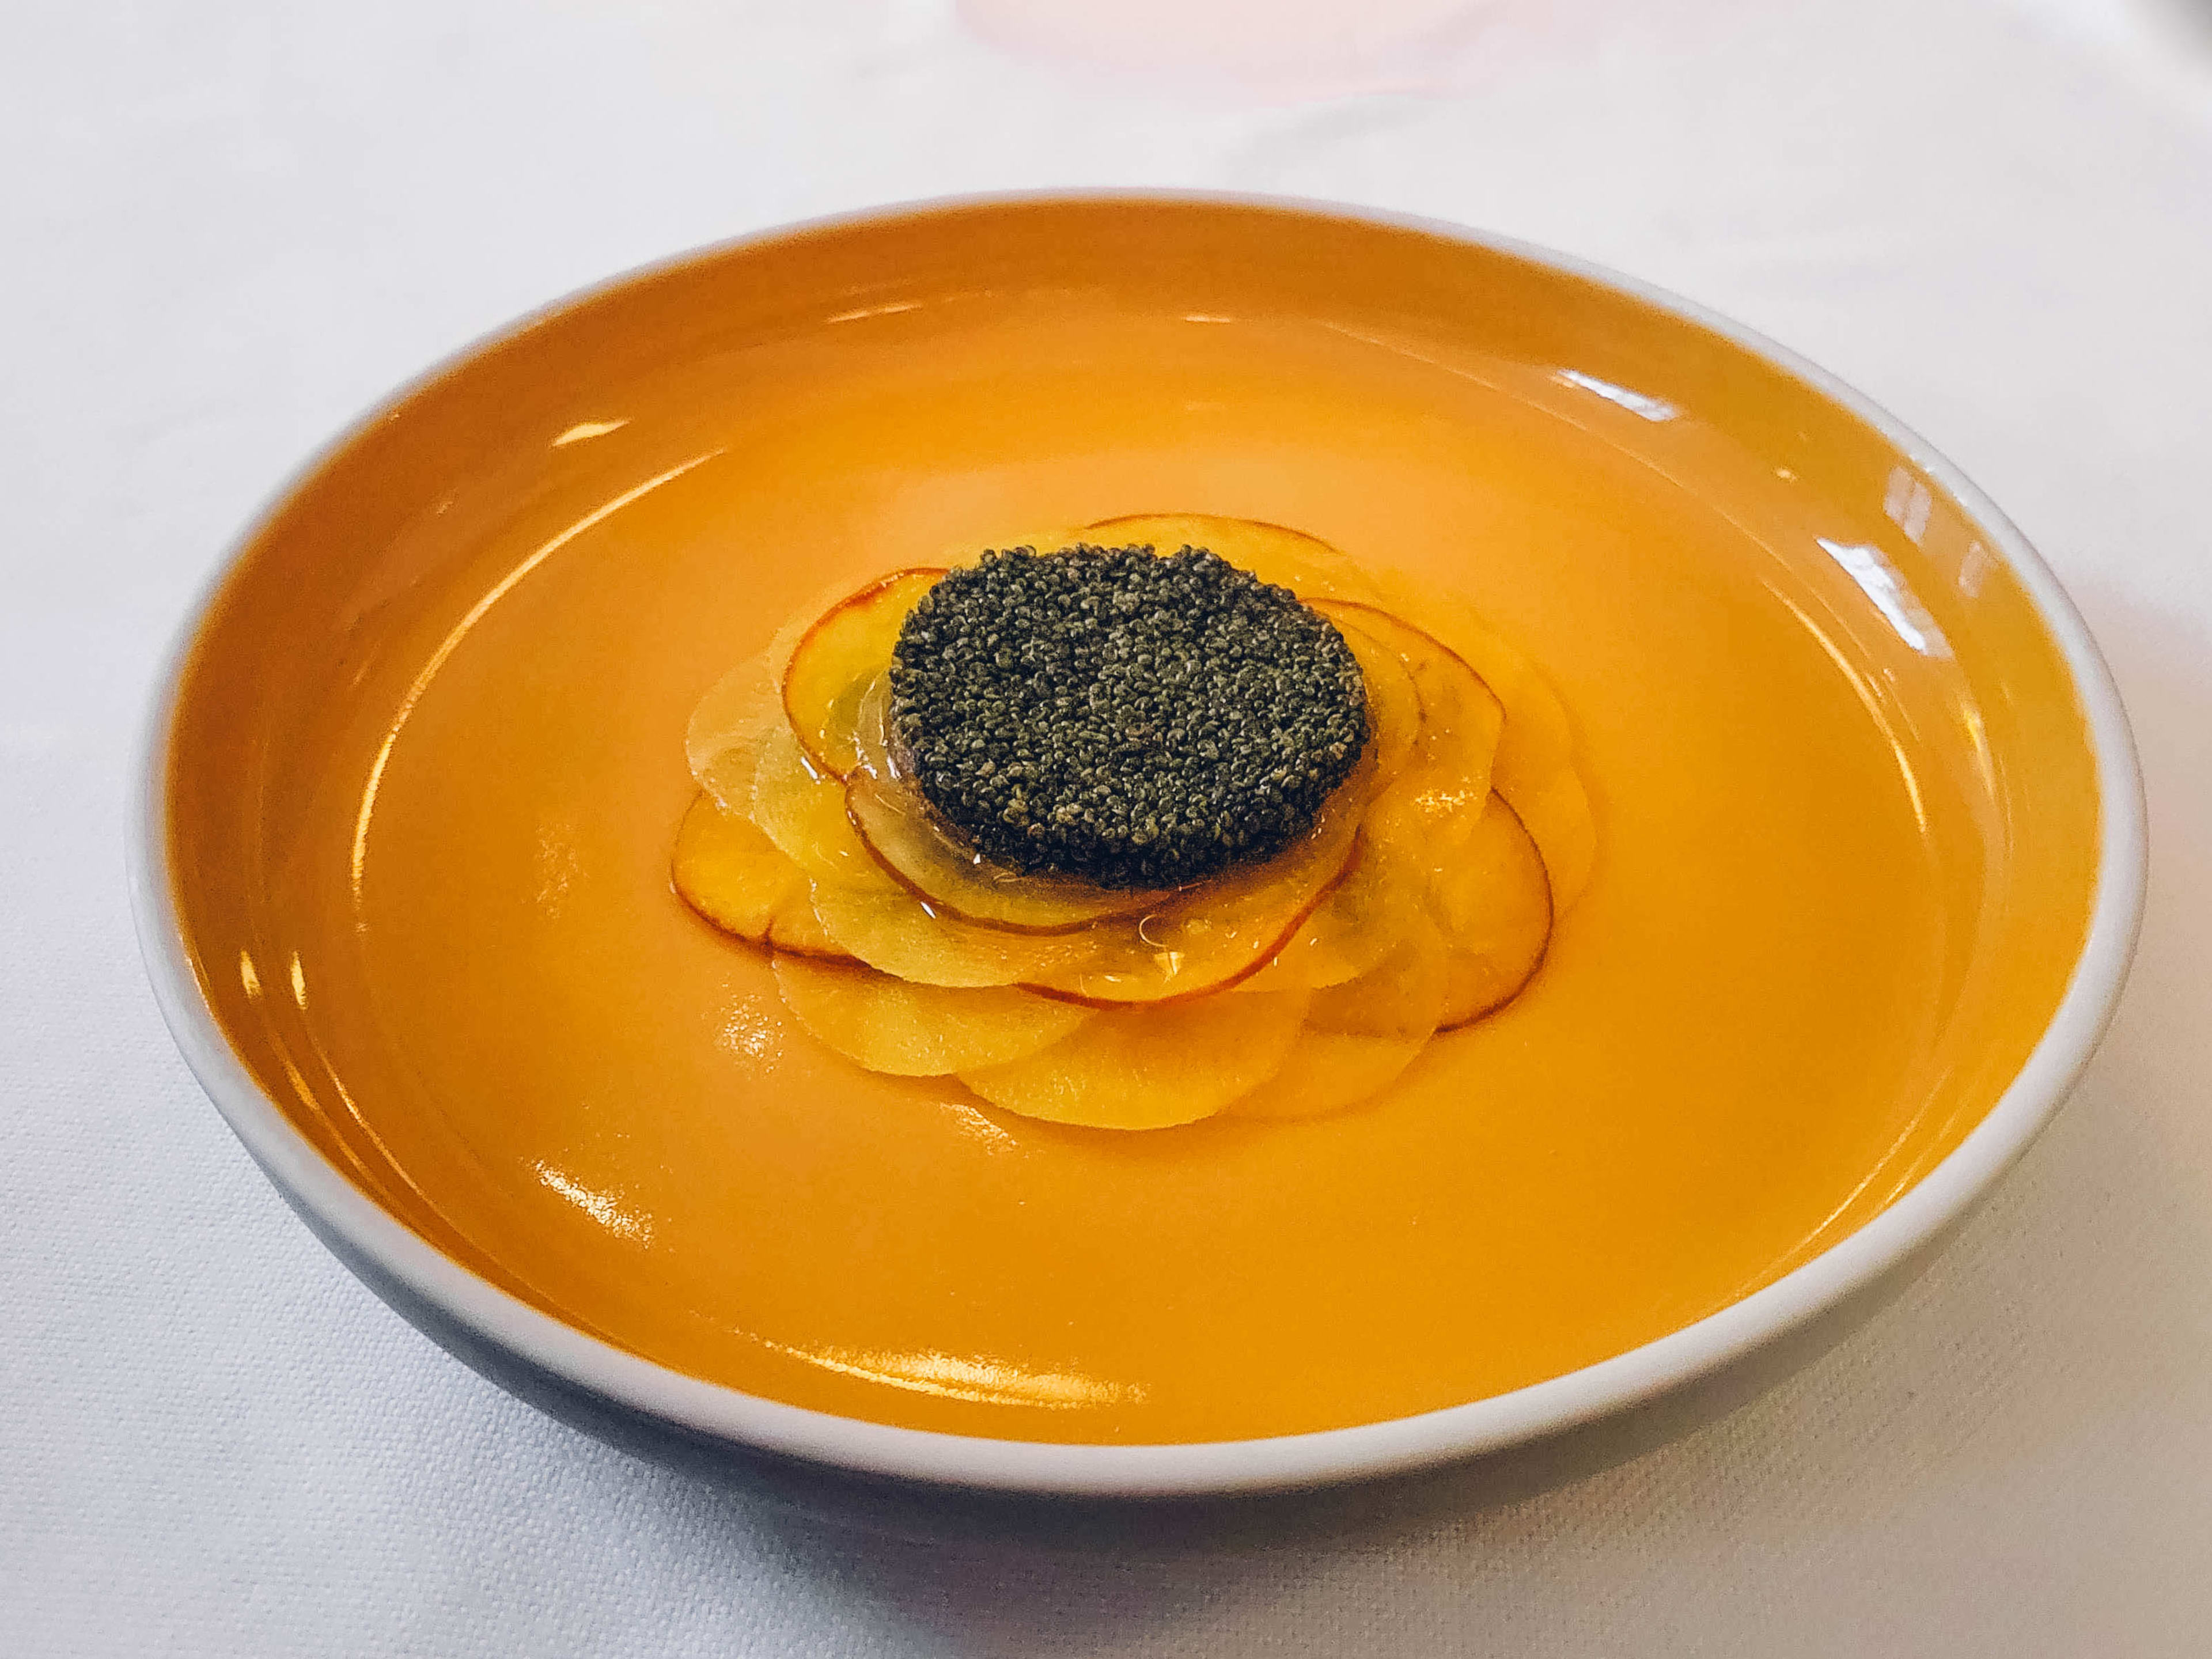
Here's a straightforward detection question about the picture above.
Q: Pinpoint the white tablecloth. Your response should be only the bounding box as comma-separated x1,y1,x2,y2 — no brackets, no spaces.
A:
7,1,2211,1651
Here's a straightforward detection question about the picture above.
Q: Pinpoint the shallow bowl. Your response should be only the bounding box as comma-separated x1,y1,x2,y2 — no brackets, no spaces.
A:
132,194,2143,1498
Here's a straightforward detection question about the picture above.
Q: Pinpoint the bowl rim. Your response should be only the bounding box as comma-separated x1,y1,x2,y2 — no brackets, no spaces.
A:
128,188,2147,1499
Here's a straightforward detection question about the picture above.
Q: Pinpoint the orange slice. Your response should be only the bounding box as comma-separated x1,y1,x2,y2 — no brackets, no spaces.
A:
671,791,850,959
958,988,1312,1129
780,569,943,778
772,955,1091,1075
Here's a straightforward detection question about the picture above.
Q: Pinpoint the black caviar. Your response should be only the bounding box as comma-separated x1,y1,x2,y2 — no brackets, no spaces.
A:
888,544,1369,888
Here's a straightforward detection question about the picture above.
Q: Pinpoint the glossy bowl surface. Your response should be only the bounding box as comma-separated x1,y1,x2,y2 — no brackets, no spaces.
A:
133,194,2142,1496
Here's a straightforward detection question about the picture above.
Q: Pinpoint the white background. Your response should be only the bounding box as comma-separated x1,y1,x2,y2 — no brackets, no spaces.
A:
6,1,2211,1651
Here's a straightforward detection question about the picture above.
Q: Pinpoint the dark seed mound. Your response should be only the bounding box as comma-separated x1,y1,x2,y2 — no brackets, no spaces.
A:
888,544,1369,889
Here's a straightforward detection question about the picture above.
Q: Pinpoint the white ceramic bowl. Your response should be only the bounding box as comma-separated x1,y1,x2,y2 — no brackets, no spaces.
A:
131,193,2145,1499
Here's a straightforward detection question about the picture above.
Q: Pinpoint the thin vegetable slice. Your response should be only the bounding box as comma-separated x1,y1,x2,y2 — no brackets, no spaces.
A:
1081,513,1384,603
804,877,1089,988
1225,921,1448,1119
779,568,944,778
749,722,879,885
772,955,1091,1076
959,990,1312,1129
1246,605,1500,993
1433,793,1552,1029
1374,572,1596,911
843,676,1169,934
684,651,781,813
671,791,851,960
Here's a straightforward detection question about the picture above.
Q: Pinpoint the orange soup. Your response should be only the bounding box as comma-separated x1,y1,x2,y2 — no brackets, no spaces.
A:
167,204,2096,1442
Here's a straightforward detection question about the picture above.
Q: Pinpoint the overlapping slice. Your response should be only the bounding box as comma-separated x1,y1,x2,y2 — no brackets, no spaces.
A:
1373,572,1596,910
751,721,878,884
677,517,1588,1131
815,744,1378,1003
960,989,1313,1129
1316,603,1503,823
684,650,781,813
772,955,1091,1075
1431,793,1552,1029
779,568,944,777
805,878,1090,989
1019,781,1363,1005
673,791,849,957
846,768,1168,933
843,676,1169,934
746,686,1141,988
1083,513,1384,603
1224,921,1448,1119
1245,605,1503,994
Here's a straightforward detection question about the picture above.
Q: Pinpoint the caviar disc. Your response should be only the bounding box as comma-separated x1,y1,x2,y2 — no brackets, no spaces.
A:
889,544,1370,889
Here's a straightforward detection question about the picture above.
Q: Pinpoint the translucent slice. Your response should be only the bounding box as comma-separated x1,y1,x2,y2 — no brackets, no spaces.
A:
768,897,846,957
671,791,852,960
672,789,795,945
1238,829,1418,993
749,722,878,884
959,990,1312,1130
1246,607,1502,993
1373,573,1596,911
780,568,943,778
846,771,1171,934
684,651,781,813
813,766,1366,1003
1433,793,1553,1030
1335,620,1422,783
772,955,1092,1076
1502,768,1597,921
1081,513,1384,601
780,674,1113,987
1225,922,1448,1119
805,877,1089,988
843,676,1168,934
1313,601,1504,825
1017,745,1378,1006
816,660,1408,1002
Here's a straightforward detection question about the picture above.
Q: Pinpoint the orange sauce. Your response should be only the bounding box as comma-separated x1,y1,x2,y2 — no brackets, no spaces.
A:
167,207,2097,1442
